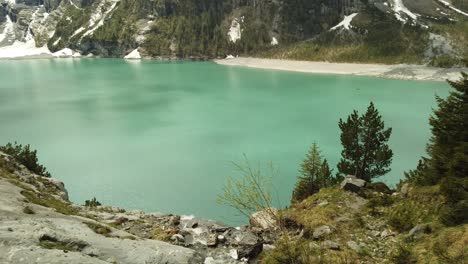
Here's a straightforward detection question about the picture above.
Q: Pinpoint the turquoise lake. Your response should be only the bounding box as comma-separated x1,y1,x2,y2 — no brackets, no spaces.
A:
0,59,450,224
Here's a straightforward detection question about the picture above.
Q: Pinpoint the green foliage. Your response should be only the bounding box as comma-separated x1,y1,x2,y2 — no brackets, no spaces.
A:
47,6,92,52
387,202,423,232
386,186,443,232
291,143,337,203
279,0,340,43
366,194,394,215
405,73,468,225
217,156,276,219
20,190,78,215
142,0,231,58
84,222,112,237
431,227,467,264
391,243,417,264
84,197,102,208
262,236,308,264
337,102,393,182
430,54,462,68
0,142,51,177
84,0,138,56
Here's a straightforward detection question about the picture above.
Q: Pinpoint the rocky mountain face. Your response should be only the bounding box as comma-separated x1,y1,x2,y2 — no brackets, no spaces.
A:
0,0,467,62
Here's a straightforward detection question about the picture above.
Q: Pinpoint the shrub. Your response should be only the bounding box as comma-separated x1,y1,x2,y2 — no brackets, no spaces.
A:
391,243,417,264
387,201,424,232
22,206,35,214
84,197,102,208
0,142,51,177
431,227,467,264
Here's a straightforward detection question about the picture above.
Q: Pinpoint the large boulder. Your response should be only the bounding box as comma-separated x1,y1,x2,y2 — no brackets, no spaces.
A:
249,208,278,230
227,230,263,259
340,175,366,193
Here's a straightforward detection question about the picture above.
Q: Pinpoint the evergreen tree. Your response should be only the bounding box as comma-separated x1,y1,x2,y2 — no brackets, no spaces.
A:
427,73,468,184
422,73,467,225
291,143,335,203
337,102,393,182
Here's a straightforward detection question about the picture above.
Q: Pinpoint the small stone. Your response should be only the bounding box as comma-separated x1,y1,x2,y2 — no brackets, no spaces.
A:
318,201,329,207
313,225,331,239
204,257,215,264
322,240,340,250
371,230,381,237
263,244,276,252
400,183,409,197
229,249,238,260
217,235,226,243
347,241,361,252
408,223,430,239
207,233,218,247
170,234,184,242
309,242,320,249
380,229,394,238
7,228,13,232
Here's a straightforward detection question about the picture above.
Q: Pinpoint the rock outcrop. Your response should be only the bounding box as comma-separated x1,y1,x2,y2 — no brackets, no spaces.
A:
0,152,266,263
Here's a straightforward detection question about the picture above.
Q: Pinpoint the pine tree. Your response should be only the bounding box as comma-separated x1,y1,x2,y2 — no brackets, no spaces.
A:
291,143,335,203
427,72,468,184
337,102,393,182
429,73,468,225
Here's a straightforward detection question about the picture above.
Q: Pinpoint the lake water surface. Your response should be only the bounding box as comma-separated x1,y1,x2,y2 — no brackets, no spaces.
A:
0,59,450,224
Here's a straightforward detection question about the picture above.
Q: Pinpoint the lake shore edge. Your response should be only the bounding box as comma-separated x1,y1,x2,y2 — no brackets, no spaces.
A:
214,57,468,82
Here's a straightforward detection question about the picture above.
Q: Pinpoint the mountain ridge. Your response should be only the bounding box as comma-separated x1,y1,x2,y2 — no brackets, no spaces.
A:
0,0,467,66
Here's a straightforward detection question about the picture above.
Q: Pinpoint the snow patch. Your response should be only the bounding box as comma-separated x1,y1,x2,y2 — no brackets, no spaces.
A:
80,1,119,40
53,48,73,57
437,0,468,17
52,37,61,46
392,0,419,22
0,40,51,58
330,13,358,31
124,48,141,59
70,27,85,38
228,17,243,43
271,37,278,45
0,15,15,44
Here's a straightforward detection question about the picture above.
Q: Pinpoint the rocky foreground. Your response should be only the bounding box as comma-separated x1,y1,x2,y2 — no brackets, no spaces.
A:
1,149,466,263
0,151,274,264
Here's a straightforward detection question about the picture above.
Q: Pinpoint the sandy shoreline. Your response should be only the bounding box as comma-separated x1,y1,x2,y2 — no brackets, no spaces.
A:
214,57,467,82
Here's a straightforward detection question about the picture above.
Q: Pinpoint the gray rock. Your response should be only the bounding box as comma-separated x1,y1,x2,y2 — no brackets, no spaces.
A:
318,201,329,207
217,235,226,243
235,231,263,259
408,223,430,239
249,208,278,230
309,242,320,249
322,240,340,250
207,234,218,247
400,183,409,197
313,225,331,239
380,229,394,238
346,241,361,252
340,175,366,193
170,234,185,243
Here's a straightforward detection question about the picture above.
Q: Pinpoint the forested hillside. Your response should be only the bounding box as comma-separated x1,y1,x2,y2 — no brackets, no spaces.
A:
0,0,467,65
